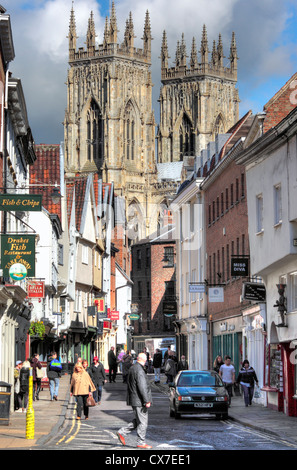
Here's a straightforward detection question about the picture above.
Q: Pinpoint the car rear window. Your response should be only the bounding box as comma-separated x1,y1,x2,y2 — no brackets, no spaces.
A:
178,373,222,387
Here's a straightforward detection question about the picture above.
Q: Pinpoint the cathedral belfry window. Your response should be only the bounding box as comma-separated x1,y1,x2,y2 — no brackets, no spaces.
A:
179,114,195,159
124,102,136,161
86,100,104,162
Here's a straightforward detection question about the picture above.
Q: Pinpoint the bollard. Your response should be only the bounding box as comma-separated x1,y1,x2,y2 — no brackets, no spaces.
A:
26,367,35,439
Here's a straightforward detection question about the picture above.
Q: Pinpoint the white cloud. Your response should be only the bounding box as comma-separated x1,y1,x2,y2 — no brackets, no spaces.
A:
6,0,297,143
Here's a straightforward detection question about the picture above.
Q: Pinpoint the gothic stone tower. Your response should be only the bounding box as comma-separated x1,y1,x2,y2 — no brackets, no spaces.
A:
64,4,169,239
157,26,240,163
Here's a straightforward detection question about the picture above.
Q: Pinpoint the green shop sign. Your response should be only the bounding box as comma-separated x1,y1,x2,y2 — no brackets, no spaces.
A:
1,235,36,279
0,194,42,211
129,314,140,321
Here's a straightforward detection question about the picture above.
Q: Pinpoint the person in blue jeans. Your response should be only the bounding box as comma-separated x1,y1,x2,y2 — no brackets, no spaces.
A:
47,352,62,401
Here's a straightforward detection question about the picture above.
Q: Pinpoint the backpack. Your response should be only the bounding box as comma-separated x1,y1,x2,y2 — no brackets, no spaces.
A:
49,359,62,372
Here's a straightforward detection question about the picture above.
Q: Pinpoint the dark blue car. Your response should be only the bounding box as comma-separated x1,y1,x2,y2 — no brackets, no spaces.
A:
169,370,229,420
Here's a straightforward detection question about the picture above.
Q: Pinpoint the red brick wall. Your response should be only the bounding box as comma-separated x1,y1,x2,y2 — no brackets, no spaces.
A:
263,73,297,133
205,159,250,321
131,241,175,335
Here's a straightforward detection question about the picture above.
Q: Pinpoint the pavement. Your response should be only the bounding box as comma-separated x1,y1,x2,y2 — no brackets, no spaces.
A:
1,373,297,450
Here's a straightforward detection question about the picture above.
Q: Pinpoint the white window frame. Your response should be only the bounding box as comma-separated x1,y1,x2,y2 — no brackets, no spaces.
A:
274,183,282,226
82,244,89,265
256,194,264,233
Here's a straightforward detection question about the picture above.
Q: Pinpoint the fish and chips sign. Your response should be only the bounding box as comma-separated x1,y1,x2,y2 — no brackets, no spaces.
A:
0,194,42,211
1,235,36,280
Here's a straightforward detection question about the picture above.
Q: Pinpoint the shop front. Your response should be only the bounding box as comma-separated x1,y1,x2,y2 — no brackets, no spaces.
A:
212,315,243,376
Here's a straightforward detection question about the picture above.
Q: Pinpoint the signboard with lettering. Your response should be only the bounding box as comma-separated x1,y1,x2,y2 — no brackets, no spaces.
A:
208,287,224,303
1,235,36,278
189,283,205,293
0,194,42,211
163,301,177,316
231,257,249,277
242,282,266,302
109,310,119,321
27,280,45,298
95,298,105,312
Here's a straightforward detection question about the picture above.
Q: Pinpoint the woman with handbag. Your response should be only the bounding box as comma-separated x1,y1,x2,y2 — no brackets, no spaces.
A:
70,363,96,420
30,353,43,401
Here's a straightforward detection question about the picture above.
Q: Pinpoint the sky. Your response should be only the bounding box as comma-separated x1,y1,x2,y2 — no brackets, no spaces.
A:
6,0,297,145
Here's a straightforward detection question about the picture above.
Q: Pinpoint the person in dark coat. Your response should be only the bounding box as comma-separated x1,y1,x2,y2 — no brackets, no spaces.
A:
236,359,259,407
30,353,43,401
153,349,162,383
177,355,189,372
18,360,31,412
47,351,62,401
164,351,177,384
122,351,133,383
89,357,107,404
108,346,117,383
117,353,152,449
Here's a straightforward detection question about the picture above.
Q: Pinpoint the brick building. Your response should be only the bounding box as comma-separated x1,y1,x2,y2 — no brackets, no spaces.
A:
200,111,254,373
131,225,176,356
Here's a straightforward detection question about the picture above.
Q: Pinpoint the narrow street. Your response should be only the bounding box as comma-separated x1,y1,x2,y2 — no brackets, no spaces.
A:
42,377,297,452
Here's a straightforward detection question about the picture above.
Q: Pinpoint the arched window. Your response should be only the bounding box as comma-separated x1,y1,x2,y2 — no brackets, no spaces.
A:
124,102,136,161
86,100,104,162
179,114,195,159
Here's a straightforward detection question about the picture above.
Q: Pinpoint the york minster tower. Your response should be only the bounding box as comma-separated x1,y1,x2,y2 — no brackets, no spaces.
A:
64,3,239,238
157,27,239,162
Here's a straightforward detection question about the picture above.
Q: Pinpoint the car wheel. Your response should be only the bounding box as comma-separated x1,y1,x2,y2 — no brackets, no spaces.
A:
174,411,181,419
221,413,228,420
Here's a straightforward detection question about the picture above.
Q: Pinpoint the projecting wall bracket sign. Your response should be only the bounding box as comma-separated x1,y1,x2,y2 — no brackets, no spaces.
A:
0,194,42,211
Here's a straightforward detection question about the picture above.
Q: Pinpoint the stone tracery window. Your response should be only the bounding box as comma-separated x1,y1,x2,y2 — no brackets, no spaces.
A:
179,114,195,159
86,100,104,162
124,101,136,161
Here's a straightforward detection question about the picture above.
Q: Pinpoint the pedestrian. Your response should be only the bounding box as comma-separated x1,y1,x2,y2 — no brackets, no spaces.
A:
90,356,107,404
117,349,125,372
153,349,162,383
177,355,189,372
122,350,133,383
236,359,259,407
47,351,62,401
30,353,43,401
14,361,22,411
117,353,153,449
18,360,31,412
213,355,224,373
164,351,177,384
82,359,93,380
163,345,171,363
70,363,96,420
219,355,235,405
108,346,117,383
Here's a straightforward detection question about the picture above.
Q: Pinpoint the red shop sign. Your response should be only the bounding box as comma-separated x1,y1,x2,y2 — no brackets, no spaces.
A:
27,280,45,298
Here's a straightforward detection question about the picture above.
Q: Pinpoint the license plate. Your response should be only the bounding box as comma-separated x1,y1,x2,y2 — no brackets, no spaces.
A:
194,403,213,408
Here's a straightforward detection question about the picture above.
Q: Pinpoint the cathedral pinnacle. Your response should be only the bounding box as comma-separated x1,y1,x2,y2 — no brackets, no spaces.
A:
67,3,78,57
86,11,96,52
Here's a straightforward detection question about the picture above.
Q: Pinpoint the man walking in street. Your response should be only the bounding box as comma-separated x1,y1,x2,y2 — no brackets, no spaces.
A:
153,349,162,384
117,352,152,449
47,351,62,401
219,355,235,405
108,346,117,383
90,356,107,404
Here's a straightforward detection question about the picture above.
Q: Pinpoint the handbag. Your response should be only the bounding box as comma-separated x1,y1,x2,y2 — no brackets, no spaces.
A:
86,395,96,407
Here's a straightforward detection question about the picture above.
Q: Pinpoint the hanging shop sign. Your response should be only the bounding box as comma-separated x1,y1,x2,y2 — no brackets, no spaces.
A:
95,298,105,312
109,310,120,321
27,280,45,298
129,313,140,321
163,301,177,316
242,282,266,302
87,306,97,316
0,194,42,211
208,287,224,303
1,235,36,279
189,283,205,293
231,257,249,277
